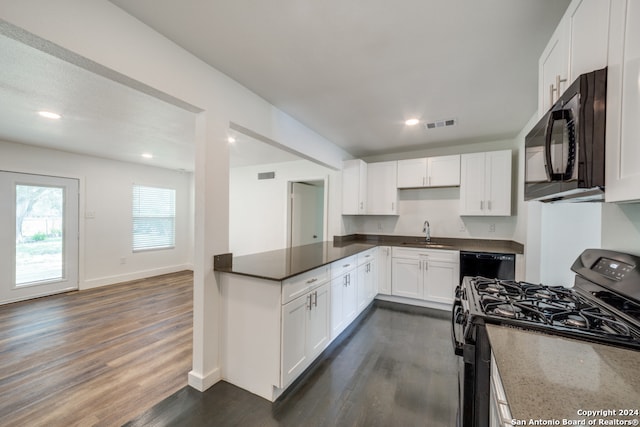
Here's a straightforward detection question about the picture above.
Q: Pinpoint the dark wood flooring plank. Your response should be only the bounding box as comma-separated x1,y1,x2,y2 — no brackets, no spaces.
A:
126,302,458,427
0,271,193,427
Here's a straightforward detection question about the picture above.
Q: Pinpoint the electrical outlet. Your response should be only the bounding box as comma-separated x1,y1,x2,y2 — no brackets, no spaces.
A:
120,257,127,265
377,221,383,231
489,223,496,233
458,219,466,232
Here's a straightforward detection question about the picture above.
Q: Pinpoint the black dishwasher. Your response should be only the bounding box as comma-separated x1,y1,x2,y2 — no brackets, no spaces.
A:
459,251,515,283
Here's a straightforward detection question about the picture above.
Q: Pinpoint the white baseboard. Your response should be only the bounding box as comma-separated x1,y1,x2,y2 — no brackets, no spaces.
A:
375,294,452,311
188,367,221,392
81,264,192,290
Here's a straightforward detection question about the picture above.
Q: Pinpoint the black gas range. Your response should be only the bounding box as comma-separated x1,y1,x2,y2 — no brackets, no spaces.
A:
452,249,640,427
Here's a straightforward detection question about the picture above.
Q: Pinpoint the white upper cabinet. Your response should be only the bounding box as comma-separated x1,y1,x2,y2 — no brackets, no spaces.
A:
568,0,610,82
428,155,461,187
366,161,398,215
606,0,640,202
539,15,570,114
539,0,611,115
397,158,427,188
342,159,367,215
460,150,512,216
397,155,460,188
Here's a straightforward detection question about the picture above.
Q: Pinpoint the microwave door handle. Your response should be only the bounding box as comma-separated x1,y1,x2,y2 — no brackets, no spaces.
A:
545,109,571,181
564,110,577,181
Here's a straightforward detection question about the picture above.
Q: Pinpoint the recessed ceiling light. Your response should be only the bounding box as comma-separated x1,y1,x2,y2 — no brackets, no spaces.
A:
405,118,420,126
142,153,153,159
228,136,236,143
38,111,61,120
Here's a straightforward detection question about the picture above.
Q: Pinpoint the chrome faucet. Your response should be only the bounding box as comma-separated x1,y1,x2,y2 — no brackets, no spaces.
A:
423,220,431,242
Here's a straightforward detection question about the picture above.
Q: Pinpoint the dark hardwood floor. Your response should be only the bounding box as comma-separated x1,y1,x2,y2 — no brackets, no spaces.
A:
126,301,458,427
0,271,193,427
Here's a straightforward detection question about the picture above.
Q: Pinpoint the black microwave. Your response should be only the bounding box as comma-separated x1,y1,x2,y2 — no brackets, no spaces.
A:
524,67,607,202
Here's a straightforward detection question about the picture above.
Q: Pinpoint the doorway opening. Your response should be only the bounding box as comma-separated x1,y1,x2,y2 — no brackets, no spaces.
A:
287,178,328,248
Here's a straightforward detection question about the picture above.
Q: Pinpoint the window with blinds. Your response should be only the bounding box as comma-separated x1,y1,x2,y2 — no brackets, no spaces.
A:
132,185,176,252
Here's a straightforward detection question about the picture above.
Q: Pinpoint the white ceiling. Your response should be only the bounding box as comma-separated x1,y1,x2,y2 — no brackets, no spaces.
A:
0,1,570,172
0,26,198,172
109,0,570,157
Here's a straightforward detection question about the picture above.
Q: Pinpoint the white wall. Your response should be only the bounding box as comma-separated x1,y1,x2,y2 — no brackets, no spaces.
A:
348,138,522,241
229,159,341,255
0,0,350,392
0,139,193,289
601,203,640,256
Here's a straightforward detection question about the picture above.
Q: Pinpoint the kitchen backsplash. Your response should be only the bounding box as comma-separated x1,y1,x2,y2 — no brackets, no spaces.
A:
342,186,519,241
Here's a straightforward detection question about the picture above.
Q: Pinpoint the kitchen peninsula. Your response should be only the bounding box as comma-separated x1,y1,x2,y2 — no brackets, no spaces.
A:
215,236,523,401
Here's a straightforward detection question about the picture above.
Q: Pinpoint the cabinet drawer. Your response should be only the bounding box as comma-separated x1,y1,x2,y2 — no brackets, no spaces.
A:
331,255,357,279
357,248,376,266
392,247,459,262
282,265,330,305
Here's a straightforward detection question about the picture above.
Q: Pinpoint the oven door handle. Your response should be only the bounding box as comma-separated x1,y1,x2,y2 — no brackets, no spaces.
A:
451,290,465,357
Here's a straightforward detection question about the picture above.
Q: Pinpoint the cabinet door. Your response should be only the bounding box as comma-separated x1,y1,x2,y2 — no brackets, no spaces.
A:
366,260,377,302
460,152,486,216
366,161,398,215
397,158,427,188
377,247,392,295
427,155,461,187
307,283,330,359
342,159,367,215
343,271,358,324
330,276,345,339
606,0,640,202
484,150,512,216
568,0,610,82
539,16,570,114
391,257,423,299
425,260,457,305
356,263,368,313
282,294,309,386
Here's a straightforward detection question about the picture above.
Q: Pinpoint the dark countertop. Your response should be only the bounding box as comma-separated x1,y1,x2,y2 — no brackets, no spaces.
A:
335,234,524,254
487,325,640,422
214,242,377,281
214,234,523,282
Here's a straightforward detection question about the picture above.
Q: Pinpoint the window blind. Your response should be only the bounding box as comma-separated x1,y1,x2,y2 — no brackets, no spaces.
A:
132,185,176,251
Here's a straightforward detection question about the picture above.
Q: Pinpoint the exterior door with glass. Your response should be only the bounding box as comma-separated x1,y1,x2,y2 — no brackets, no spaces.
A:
0,171,79,304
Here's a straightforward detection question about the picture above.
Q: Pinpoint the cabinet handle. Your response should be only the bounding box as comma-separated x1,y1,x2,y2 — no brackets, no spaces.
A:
313,291,318,307
360,201,363,210
306,294,311,310
487,200,492,211
555,75,567,100
343,264,351,268
306,277,318,284
480,200,484,210
428,176,431,186
391,202,394,211
549,83,556,108
343,276,347,287
348,273,351,285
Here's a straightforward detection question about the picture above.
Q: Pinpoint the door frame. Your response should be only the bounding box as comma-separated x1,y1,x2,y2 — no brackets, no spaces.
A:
286,175,329,248
1,167,84,300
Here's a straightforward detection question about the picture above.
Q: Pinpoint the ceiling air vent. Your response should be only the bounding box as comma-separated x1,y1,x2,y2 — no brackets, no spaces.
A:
424,118,457,130
258,172,276,180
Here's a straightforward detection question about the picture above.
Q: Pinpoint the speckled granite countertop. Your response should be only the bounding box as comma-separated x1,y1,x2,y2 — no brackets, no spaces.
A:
214,235,523,281
487,324,640,422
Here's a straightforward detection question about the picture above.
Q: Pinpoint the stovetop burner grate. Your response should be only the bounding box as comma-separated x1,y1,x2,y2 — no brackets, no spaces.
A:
468,276,640,346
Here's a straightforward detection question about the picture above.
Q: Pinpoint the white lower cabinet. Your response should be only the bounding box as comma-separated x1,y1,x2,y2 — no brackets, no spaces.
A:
281,282,330,388
357,249,377,312
377,246,392,295
331,264,357,339
391,247,459,305
391,256,423,299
